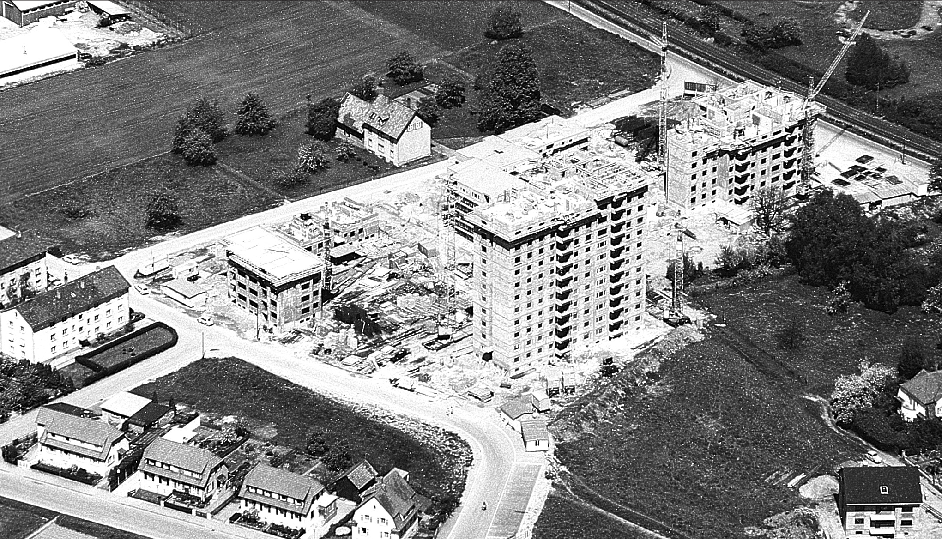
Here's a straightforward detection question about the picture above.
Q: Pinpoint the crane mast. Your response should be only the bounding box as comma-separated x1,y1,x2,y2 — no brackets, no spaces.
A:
658,21,669,200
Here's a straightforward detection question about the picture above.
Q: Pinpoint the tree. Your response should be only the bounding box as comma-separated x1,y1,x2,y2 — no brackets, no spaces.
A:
845,33,910,90
898,336,938,380
435,76,466,108
349,75,378,102
741,18,802,50
830,361,896,424
697,6,721,36
321,440,357,472
235,93,276,136
297,141,330,174
386,52,424,86
305,427,329,457
171,114,195,154
145,190,182,231
484,3,523,40
306,97,341,141
179,128,217,166
476,43,542,133
777,317,805,351
185,97,228,142
416,96,440,127
750,187,787,236
929,155,942,193
335,141,357,162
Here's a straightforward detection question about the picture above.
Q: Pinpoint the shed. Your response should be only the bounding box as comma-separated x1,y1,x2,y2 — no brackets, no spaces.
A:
87,0,130,19
561,372,581,394
1,1,78,27
529,390,551,413
467,386,493,402
520,419,551,452
100,391,152,429
543,367,562,396
0,28,78,79
499,397,535,432
162,278,207,309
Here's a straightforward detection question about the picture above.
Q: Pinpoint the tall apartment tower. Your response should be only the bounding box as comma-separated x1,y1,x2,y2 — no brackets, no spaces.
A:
666,81,824,208
467,154,650,375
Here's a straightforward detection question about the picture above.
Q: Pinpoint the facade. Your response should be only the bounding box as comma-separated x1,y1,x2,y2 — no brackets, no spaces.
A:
898,370,942,421
239,464,338,532
140,438,229,502
467,152,650,374
839,466,922,538
0,234,48,307
0,265,130,363
1,0,77,27
330,460,379,504
100,391,152,429
665,81,824,209
352,470,419,539
225,227,326,332
36,406,128,478
337,93,431,167
520,418,551,452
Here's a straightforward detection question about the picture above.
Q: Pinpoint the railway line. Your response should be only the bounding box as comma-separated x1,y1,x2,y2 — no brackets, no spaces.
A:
576,0,942,162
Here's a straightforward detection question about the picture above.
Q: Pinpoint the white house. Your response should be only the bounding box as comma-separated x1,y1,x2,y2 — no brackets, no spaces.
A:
352,469,419,539
499,398,536,432
0,265,130,363
898,370,942,421
520,419,551,452
238,464,338,532
36,406,128,478
337,93,431,167
139,438,228,503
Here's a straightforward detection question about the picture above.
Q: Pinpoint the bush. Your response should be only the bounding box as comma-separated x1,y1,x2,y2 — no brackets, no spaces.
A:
741,18,802,50
180,128,217,166
484,4,523,40
335,141,357,162
435,77,466,108
235,93,276,136
307,97,341,141
297,141,330,174
145,190,182,231
386,52,424,86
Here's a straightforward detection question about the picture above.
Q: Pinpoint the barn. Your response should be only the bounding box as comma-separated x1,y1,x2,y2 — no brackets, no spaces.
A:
1,1,78,27
0,28,79,81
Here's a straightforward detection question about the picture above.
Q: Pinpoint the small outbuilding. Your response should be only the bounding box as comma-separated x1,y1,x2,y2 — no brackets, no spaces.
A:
529,390,551,413
100,391,151,429
499,397,536,432
520,419,551,452
2,0,77,27
162,278,207,310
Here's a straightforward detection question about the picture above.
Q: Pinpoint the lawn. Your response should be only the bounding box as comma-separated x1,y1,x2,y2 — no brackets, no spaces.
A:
854,0,924,31
533,494,651,539
0,496,150,539
79,324,177,371
539,275,942,538
131,357,471,509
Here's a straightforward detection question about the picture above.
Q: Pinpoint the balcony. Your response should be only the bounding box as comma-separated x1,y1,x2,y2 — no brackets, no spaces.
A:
554,338,571,351
555,274,573,288
557,262,573,275
611,246,626,259
734,184,750,197
610,296,623,308
609,321,623,332
609,271,625,284
611,209,626,221
610,234,625,247
611,197,625,210
784,158,797,169
784,147,797,159
610,222,625,234
555,289,572,302
556,250,574,264
733,173,749,184
556,237,573,251
609,283,624,296
555,313,572,327
555,300,572,313
610,308,624,320
610,259,625,272
734,161,749,173
734,151,749,162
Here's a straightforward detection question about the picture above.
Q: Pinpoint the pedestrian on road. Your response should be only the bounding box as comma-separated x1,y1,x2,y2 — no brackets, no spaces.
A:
482,501,487,511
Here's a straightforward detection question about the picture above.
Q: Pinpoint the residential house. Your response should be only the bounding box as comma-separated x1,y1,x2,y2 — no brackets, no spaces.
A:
100,391,152,429
520,419,551,452
36,406,128,478
330,460,379,504
352,469,419,539
337,93,430,167
839,466,922,538
898,370,942,421
139,438,229,503
499,398,536,432
239,464,338,532
0,233,49,307
0,265,129,363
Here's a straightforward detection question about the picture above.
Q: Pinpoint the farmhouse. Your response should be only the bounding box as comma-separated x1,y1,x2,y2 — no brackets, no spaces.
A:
337,93,430,167
351,469,419,539
238,464,338,532
36,406,128,478
1,0,77,27
0,233,49,307
330,460,379,504
139,438,229,503
0,265,130,363
839,466,922,538
897,370,942,421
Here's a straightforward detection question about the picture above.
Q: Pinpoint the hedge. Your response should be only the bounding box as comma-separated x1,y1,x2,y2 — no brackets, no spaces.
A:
76,322,178,384
31,462,102,485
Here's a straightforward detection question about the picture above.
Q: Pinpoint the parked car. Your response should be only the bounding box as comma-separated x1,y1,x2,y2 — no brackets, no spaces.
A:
197,315,214,326
134,284,150,295
186,274,200,282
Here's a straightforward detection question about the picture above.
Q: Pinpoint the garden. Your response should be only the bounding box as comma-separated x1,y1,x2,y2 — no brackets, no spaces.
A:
0,355,75,424
60,322,178,389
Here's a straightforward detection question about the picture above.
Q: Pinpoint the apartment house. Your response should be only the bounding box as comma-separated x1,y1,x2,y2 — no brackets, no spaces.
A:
238,464,338,532
0,266,129,363
139,438,229,502
225,227,326,332
337,93,430,167
0,234,49,307
352,469,419,539
897,370,942,421
466,153,650,374
839,466,922,538
36,406,128,478
665,81,824,208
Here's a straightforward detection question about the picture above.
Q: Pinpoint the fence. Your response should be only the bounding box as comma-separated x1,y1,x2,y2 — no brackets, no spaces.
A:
114,0,194,39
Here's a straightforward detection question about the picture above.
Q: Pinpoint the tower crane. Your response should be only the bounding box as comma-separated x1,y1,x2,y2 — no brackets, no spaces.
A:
657,21,670,200
318,211,332,320
800,11,869,193
666,218,698,326
437,174,458,340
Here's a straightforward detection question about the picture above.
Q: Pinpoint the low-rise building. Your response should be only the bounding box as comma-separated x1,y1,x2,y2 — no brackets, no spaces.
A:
239,464,338,532
162,278,208,310
520,418,551,452
330,460,379,504
139,438,229,503
125,401,173,435
499,115,592,157
898,370,942,421
839,466,922,538
352,469,419,539
1,1,78,27
100,391,152,430
337,93,431,167
0,266,130,363
499,398,536,432
36,406,128,478
0,233,49,307
225,227,326,332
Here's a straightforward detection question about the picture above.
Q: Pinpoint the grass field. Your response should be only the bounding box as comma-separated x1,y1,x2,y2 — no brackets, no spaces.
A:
533,494,651,539
0,496,150,539
131,357,470,507
538,275,942,539
854,0,924,31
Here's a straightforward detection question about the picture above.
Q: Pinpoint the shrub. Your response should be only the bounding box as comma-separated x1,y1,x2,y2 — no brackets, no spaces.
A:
741,18,802,50
484,3,523,40
435,77,466,108
386,52,424,86
307,97,341,141
416,96,440,128
235,93,276,136
146,190,182,231
297,141,330,174
179,128,217,166
776,317,804,351
335,141,357,162
349,75,378,102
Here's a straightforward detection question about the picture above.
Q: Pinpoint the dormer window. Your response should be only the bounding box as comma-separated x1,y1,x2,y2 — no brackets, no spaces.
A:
880,485,889,495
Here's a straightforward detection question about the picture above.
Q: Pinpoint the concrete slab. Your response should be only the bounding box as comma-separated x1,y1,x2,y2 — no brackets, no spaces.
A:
485,463,542,539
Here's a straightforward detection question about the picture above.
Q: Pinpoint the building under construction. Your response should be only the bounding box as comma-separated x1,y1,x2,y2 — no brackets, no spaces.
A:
665,81,824,208
466,152,651,375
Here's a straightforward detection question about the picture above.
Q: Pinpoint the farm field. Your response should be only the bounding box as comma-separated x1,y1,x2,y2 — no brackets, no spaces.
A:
538,275,942,538
131,357,471,509
0,496,150,539
0,1,441,204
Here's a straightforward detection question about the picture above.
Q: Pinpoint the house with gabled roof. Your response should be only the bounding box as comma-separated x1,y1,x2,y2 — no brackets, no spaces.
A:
839,466,922,538
238,464,338,532
337,93,430,167
520,418,551,452
36,406,128,478
139,438,229,502
898,369,942,421
330,459,379,504
499,397,536,432
352,469,419,539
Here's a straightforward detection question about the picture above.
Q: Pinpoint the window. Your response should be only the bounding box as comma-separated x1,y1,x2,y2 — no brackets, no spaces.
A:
854,518,864,525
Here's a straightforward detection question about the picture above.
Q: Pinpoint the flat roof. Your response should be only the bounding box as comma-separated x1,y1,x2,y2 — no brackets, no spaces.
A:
0,28,77,78
457,136,540,171
449,158,526,199
10,1,70,10
101,391,151,418
163,277,205,298
226,227,323,284
87,0,129,16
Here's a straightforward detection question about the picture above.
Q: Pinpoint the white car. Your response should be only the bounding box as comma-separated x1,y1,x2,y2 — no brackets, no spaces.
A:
197,315,214,326
134,284,150,295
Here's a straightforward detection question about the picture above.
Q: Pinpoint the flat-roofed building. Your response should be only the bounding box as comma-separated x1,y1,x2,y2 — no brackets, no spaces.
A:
282,198,381,253
500,115,591,157
225,227,325,332
442,158,528,240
